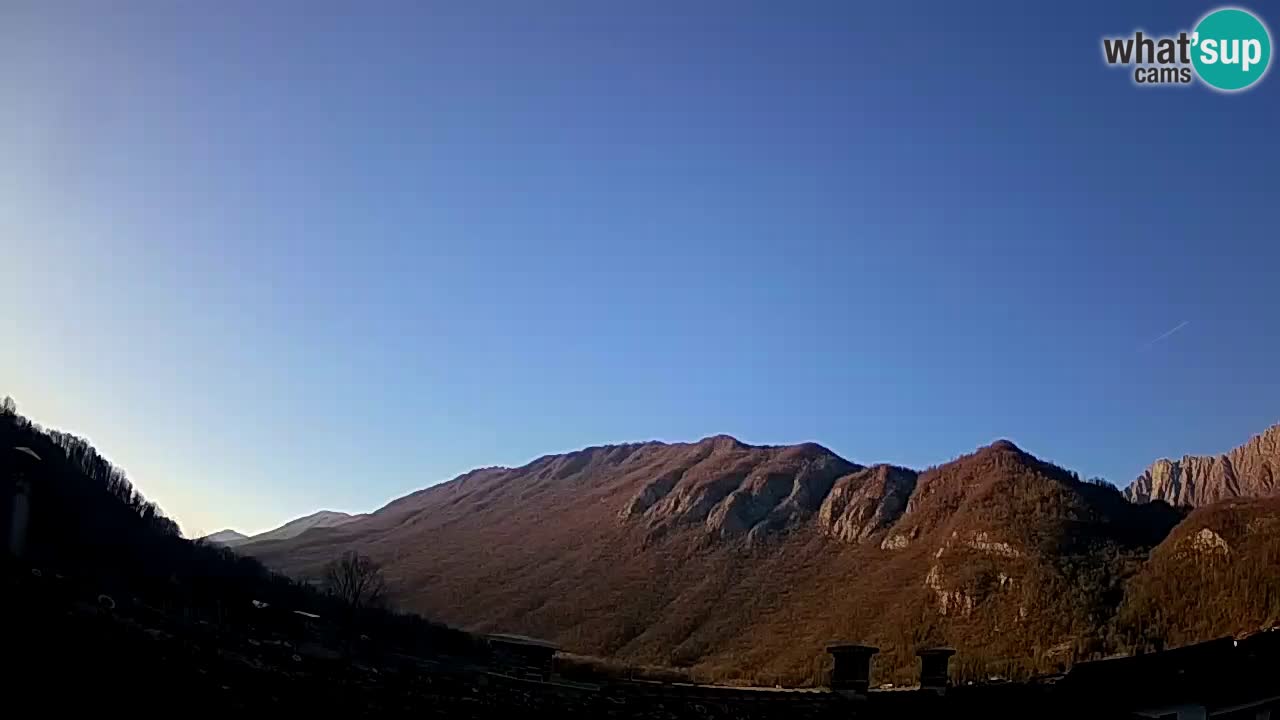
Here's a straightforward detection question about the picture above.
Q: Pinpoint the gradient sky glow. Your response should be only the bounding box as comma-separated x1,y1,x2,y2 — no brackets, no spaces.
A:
3,1,1278,537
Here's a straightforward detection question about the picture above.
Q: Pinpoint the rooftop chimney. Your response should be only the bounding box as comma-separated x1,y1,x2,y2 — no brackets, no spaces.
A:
826,644,879,695
917,647,956,694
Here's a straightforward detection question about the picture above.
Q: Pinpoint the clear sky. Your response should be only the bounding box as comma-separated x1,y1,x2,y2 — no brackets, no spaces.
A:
3,1,1277,537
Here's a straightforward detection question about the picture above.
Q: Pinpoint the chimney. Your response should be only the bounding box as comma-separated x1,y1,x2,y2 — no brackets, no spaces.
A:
826,644,879,695
917,647,956,694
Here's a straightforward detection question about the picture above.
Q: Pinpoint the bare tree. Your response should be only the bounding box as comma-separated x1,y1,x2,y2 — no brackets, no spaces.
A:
323,550,386,612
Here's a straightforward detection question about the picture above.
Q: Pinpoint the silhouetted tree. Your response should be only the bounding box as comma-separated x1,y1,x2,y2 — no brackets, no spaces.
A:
324,550,386,612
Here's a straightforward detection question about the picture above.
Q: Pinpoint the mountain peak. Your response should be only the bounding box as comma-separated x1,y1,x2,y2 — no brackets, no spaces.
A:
201,529,249,546
986,439,1024,454
698,434,747,451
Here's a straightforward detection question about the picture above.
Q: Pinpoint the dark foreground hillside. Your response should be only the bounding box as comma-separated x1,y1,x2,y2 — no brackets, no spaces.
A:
6,565,857,718
15,559,1276,720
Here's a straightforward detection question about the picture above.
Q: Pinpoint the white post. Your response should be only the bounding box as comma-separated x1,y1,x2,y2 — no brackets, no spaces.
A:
8,476,31,559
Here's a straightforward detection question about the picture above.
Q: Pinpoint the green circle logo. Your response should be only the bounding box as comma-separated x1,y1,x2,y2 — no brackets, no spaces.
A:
1192,8,1272,91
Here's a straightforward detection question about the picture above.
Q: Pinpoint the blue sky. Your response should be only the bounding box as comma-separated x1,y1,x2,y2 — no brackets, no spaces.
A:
2,1,1278,537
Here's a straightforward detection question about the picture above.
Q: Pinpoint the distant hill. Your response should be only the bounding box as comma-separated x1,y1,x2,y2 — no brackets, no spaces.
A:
1125,425,1280,507
244,435,1216,685
201,529,250,545
203,511,363,548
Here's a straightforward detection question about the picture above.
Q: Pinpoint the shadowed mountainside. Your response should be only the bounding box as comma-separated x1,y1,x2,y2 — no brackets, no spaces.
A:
1117,496,1280,648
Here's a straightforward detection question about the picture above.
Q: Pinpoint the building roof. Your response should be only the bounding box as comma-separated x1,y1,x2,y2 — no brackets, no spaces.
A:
488,633,559,651
1057,636,1280,712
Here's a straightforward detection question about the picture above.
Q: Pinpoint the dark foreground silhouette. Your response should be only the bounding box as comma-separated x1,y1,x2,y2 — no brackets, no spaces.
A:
10,559,1279,719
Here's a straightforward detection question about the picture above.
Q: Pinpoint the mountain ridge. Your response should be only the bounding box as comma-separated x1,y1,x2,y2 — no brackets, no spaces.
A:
1125,424,1280,507
241,432,1225,683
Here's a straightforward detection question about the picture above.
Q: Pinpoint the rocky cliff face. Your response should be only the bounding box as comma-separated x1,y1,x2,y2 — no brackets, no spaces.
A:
615,436,860,541
1125,425,1280,507
817,464,917,543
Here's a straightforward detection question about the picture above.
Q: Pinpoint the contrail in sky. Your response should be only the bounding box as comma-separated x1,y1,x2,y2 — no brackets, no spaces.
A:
1145,320,1189,348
